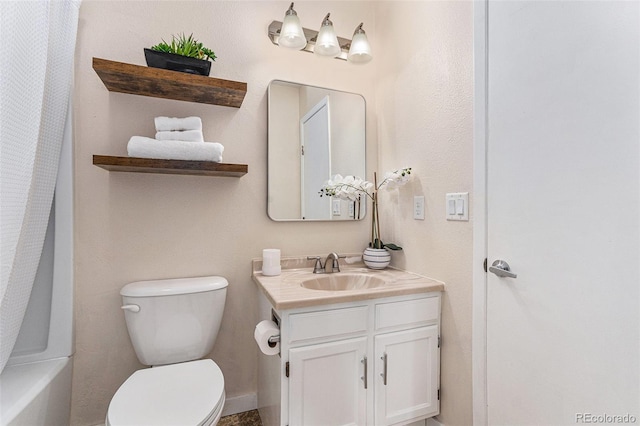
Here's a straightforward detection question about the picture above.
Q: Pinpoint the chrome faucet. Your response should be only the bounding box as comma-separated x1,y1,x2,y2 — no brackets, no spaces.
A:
324,252,341,273
307,253,345,274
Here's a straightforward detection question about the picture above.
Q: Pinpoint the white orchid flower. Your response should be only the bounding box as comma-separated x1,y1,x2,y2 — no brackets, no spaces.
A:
319,168,412,253
382,167,412,190
321,168,411,199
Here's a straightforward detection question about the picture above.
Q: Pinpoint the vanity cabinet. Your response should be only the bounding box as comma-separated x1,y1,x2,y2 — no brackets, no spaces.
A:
289,337,368,425
258,292,441,426
374,326,439,425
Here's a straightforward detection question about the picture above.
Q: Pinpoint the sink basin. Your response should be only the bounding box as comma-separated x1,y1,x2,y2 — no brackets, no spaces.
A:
300,274,386,291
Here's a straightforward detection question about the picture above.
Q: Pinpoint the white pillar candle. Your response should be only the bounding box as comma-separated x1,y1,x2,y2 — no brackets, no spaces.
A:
262,249,281,276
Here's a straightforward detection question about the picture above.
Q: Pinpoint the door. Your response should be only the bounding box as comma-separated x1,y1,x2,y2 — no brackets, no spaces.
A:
485,1,639,425
300,96,331,220
289,337,367,426
374,326,439,425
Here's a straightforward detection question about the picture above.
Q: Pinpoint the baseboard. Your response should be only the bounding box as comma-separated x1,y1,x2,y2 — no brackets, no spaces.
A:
221,392,257,417
427,417,444,426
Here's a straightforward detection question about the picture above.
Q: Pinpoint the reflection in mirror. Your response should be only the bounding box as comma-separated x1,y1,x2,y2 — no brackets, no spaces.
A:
268,80,366,221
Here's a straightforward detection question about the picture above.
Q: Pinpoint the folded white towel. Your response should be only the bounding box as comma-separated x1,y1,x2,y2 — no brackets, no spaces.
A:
154,116,202,132
127,136,223,162
155,130,204,142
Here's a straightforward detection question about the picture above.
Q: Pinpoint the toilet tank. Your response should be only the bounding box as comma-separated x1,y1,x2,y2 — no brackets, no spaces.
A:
120,276,228,366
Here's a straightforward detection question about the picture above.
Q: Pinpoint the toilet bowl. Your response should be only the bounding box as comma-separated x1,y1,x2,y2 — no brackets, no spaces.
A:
106,276,228,426
106,360,225,426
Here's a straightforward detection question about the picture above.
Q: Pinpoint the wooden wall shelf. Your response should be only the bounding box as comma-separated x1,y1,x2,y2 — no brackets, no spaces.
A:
93,155,248,177
92,57,247,108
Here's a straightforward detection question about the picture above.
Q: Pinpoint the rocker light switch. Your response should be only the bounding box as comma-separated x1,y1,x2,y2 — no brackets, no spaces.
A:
446,193,469,221
447,199,456,215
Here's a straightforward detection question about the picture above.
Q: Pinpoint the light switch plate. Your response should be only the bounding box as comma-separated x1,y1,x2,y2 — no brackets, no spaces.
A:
332,199,341,216
413,196,425,220
446,192,469,221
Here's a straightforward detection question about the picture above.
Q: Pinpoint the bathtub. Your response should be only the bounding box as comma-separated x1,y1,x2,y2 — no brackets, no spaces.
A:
0,357,73,426
0,112,74,426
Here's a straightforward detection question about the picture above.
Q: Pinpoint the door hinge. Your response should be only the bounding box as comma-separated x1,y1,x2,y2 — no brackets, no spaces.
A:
438,335,441,348
301,145,305,155
438,388,440,400
285,361,290,378
483,258,488,272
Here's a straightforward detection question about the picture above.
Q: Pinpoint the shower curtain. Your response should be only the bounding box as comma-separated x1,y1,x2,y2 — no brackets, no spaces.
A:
0,0,80,373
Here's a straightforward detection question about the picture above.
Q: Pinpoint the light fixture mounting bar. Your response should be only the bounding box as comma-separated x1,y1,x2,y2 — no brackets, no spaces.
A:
268,20,352,61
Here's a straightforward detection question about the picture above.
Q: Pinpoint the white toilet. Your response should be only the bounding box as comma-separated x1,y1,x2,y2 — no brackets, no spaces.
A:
106,276,228,426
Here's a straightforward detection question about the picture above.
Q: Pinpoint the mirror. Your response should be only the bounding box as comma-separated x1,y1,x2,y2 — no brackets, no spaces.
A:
267,80,366,221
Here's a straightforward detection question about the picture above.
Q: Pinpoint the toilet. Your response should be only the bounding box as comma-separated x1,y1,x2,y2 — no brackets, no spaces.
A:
106,276,228,426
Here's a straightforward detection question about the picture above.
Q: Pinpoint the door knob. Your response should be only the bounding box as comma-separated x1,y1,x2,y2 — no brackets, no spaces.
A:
489,260,517,278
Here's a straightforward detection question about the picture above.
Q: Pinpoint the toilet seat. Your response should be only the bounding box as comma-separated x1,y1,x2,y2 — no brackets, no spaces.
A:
106,359,225,426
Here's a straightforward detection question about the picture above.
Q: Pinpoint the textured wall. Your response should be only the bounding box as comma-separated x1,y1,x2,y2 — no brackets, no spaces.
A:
373,2,474,426
72,2,376,424
72,1,474,425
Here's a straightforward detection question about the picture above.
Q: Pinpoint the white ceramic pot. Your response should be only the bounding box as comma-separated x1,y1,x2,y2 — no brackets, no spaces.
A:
363,247,391,269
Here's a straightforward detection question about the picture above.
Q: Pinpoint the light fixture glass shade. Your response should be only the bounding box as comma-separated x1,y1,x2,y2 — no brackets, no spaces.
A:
314,13,341,57
348,24,372,64
279,13,306,49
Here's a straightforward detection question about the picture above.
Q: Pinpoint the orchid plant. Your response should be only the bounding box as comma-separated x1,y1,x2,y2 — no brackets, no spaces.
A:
319,168,412,250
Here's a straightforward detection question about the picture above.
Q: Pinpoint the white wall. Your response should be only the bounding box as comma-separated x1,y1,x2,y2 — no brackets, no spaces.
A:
72,2,376,424
374,2,474,426
72,1,475,425
268,83,301,219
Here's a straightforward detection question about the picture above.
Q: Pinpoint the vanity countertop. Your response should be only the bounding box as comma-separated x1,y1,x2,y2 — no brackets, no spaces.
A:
251,255,444,310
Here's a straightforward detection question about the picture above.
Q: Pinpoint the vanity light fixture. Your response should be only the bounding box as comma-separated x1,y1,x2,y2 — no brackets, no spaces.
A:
314,13,341,58
278,2,306,50
347,23,372,64
267,7,373,63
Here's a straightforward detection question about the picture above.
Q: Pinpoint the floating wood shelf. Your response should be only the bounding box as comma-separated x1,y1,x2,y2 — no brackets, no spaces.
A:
93,155,248,177
92,57,247,107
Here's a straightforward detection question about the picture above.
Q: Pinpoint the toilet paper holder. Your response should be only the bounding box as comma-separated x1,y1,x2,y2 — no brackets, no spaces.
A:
266,309,281,346
268,335,280,344
269,309,281,345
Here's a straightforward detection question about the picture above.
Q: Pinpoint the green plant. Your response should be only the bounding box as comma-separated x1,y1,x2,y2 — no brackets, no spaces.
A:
151,33,217,61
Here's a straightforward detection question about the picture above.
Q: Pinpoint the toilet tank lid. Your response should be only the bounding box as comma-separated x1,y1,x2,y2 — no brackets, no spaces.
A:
121,276,228,297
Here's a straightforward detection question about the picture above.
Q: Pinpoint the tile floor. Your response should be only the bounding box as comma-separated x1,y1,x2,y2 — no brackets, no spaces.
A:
218,409,262,426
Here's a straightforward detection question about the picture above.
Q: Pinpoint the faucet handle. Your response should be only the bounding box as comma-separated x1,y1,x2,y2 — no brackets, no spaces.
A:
332,257,341,272
307,256,324,273
332,254,346,272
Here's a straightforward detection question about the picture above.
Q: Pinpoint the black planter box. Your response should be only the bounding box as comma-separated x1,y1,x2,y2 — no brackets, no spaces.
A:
144,48,211,76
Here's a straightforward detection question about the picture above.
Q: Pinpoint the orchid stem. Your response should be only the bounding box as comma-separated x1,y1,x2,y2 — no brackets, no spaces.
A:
373,172,382,249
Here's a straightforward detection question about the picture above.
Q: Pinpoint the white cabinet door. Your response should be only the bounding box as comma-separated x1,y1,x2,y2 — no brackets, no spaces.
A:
289,337,368,426
374,326,439,425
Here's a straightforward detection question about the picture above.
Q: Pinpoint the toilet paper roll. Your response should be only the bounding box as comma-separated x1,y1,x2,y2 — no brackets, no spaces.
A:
254,320,280,356
262,249,281,276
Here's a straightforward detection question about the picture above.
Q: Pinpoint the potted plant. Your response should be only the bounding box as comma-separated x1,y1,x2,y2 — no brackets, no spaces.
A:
145,33,217,76
320,168,412,269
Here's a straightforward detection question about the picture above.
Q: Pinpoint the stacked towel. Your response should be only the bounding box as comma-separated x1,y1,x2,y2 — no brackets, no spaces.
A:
155,130,204,142
154,116,202,132
126,116,225,162
128,136,223,162
154,116,204,143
